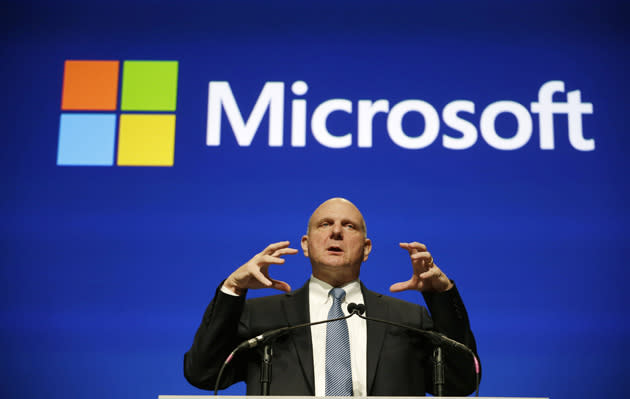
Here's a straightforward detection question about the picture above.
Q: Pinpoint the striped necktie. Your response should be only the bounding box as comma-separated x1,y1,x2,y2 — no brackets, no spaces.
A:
325,287,353,396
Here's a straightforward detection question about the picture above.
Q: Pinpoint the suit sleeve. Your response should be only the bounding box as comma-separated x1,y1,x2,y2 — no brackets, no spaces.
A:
422,282,480,396
183,283,249,391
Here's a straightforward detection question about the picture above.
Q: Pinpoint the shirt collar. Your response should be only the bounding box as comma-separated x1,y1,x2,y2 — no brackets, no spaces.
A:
309,275,361,304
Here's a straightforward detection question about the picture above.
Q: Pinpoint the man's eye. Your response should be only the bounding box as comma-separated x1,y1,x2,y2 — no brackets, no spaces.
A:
321,222,330,227
346,224,355,229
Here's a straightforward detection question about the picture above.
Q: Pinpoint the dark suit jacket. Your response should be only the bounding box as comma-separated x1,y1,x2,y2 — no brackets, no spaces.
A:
184,281,479,396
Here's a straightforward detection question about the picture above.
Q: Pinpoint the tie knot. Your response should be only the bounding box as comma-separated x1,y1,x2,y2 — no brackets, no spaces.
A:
330,287,346,301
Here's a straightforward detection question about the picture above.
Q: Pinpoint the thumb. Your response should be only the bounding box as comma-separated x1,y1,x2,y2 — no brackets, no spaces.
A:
389,280,411,292
271,279,291,292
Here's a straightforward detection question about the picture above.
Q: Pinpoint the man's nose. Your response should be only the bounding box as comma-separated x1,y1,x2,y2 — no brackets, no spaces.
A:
330,223,343,238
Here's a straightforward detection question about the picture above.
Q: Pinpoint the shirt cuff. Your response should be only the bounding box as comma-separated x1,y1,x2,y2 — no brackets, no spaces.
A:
220,284,241,296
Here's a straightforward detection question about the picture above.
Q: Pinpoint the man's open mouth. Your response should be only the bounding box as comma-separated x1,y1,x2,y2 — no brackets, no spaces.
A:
327,246,343,253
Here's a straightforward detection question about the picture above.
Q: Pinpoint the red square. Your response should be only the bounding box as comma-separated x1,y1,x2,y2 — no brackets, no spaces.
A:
61,60,120,110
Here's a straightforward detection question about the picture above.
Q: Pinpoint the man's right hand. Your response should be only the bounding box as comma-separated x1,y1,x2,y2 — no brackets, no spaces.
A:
223,241,298,295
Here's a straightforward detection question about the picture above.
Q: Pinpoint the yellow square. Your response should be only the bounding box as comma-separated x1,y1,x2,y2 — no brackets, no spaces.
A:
117,114,175,166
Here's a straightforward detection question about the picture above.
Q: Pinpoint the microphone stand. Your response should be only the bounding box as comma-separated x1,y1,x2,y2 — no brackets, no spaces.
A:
432,346,445,396
351,306,480,397
214,313,355,395
215,303,479,396
260,344,272,395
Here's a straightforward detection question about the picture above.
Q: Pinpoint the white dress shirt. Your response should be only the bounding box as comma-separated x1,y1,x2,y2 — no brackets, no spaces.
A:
309,276,367,397
221,277,368,396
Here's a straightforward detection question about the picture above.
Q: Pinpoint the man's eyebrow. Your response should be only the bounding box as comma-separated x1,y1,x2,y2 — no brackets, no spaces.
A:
342,218,364,228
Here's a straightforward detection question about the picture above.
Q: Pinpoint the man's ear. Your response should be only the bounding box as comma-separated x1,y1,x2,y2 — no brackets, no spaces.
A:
301,235,310,257
363,238,372,261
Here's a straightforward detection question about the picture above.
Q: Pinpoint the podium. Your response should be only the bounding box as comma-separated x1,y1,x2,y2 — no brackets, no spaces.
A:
159,396,549,399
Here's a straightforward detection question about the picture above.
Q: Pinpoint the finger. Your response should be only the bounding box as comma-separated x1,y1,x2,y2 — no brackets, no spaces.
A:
263,241,292,254
419,267,441,280
405,242,427,251
271,247,299,257
399,243,416,256
399,243,428,257
410,251,432,261
270,279,292,292
399,242,414,252
260,254,290,265
251,268,273,287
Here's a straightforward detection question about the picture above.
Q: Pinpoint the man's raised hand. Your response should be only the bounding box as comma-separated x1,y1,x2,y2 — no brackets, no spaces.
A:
223,241,298,295
389,242,453,293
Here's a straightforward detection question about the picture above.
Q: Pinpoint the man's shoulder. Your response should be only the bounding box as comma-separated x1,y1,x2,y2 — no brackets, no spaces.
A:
362,285,425,310
245,291,290,307
244,282,308,308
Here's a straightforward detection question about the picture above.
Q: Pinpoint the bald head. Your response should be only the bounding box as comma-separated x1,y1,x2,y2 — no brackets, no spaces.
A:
306,197,367,237
302,197,372,285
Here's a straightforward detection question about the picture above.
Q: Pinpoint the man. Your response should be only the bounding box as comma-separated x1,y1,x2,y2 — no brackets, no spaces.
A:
184,198,479,396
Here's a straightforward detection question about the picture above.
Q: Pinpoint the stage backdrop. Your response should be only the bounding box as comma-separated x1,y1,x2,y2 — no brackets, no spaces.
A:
3,1,629,398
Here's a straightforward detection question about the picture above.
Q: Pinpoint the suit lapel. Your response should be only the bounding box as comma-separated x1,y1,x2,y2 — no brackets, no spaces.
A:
362,283,388,396
281,281,390,395
282,282,315,394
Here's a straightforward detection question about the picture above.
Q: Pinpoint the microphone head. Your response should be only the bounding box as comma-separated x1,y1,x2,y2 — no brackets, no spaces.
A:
347,303,366,315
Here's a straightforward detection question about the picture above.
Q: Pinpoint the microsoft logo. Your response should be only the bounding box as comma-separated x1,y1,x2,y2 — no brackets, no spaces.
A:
57,60,179,166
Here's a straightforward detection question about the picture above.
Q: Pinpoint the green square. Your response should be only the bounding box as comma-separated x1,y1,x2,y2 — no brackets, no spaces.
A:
120,60,178,111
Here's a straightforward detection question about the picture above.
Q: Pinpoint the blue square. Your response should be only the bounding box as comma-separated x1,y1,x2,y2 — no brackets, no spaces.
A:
57,114,117,166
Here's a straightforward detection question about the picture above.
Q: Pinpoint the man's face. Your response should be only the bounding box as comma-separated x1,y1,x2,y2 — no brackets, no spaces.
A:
301,198,372,284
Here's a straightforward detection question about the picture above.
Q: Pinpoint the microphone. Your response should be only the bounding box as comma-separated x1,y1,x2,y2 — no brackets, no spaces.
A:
234,326,291,351
347,302,366,315
347,302,480,396
214,307,360,395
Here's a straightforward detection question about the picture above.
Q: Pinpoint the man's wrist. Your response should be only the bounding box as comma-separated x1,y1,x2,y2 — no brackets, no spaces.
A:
221,282,244,296
442,279,454,292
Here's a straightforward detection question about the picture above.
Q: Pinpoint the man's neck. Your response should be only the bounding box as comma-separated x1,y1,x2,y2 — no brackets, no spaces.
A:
311,270,359,287
310,274,360,290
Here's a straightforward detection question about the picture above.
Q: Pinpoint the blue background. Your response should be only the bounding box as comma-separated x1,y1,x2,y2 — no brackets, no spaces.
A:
2,1,629,398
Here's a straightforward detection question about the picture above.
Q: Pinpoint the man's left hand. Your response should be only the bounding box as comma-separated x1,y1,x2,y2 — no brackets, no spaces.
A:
389,242,454,293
